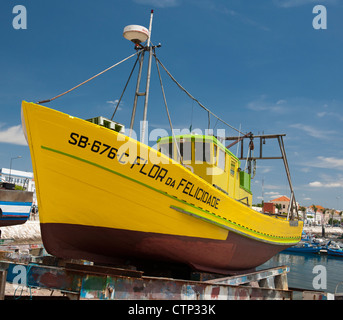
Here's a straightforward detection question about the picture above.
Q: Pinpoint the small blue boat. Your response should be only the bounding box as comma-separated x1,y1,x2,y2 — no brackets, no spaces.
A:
0,183,33,227
326,241,343,257
282,242,321,254
327,248,343,257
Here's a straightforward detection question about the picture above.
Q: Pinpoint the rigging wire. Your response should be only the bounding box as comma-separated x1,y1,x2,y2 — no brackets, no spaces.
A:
152,53,245,136
213,117,219,130
208,111,210,130
190,100,194,132
35,44,245,141
37,49,144,104
236,124,241,158
110,52,141,120
153,51,183,164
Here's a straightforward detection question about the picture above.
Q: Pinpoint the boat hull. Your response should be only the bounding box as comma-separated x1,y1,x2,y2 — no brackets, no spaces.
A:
327,248,343,257
282,246,320,254
41,222,290,274
21,101,303,274
0,189,33,227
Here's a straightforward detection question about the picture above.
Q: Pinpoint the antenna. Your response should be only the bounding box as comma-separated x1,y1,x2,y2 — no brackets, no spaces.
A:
123,10,155,143
123,25,149,44
147,9,154,47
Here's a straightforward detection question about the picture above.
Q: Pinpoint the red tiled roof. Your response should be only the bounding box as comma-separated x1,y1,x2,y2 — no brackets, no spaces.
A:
270,196,290,202
309,205,325,210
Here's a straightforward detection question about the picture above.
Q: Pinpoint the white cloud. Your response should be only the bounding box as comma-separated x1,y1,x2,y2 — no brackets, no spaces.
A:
317,157,343,169
316,111,343,121
107,100,119,105
221,8,270,31
273,0,338,8
308,181,322,187
0,125,27,146
267,193,284,200
265,191,281,196
276,99,287,105
307,156,343,171
317,112,327,117
133,0,181,8
290,123,336,140
309,181,342,188
106,99,123,111
264,184,284,190
256,164,273,174
246,96,288,114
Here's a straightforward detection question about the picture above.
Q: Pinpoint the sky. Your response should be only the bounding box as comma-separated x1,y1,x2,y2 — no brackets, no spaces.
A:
0,0,343,210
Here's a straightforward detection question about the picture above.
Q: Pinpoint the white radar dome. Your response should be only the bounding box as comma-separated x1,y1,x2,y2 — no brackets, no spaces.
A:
123,25,149,44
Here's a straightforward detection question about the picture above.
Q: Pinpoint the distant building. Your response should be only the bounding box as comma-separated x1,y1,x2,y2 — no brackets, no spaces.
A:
252,206,262,213
0,168,37,205
308,205,325,213
307,205,324,225
270,196,291,214
263,202,275,214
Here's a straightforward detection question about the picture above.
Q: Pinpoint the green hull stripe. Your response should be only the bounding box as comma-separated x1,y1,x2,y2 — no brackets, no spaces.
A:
170,205,298,245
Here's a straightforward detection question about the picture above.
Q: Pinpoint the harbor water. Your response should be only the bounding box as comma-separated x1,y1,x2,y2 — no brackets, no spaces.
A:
258,252,343,294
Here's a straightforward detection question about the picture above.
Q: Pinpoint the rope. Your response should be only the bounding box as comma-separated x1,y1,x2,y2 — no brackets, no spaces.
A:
37,49,144,104
110,52,141,120
190,100,194,132
36,45,245,139
154,52,183,164
153,53,245,136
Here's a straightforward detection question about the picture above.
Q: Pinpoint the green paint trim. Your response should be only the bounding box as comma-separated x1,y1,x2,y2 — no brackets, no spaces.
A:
170,205,299,245
41,145,300,244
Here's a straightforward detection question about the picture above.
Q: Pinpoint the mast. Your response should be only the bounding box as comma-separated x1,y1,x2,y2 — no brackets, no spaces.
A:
141,10,154,143
129,50,145,136
125,10,154,141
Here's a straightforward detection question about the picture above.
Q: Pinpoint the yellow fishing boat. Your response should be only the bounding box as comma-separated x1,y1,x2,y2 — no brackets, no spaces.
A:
21,12,303,274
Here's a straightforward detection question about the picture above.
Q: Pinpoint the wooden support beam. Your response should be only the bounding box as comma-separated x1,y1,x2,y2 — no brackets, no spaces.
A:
0,270,7,300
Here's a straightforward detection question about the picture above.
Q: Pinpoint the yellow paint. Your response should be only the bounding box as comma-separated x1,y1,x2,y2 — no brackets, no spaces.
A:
22,101,303,245
158,135,252,205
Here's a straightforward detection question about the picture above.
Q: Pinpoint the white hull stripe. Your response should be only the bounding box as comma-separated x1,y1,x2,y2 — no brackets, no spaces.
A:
0,204,32,217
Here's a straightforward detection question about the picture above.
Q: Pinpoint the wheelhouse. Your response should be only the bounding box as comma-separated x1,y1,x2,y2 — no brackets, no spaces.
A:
157,135,252,206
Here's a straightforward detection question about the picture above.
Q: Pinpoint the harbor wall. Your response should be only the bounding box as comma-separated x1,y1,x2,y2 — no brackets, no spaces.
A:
0,221,41,243
0,189,33,202
303,226,343,236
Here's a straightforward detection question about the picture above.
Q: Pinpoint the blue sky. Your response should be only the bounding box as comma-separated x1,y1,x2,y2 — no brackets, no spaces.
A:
0,0,343,210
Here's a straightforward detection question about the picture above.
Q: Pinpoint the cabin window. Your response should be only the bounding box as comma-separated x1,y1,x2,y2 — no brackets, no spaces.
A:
218,149,226,171
194,142,212,164
159,143,173,158
213,144,218,163
230,161,236,176
176,141,192,162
